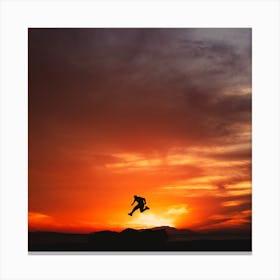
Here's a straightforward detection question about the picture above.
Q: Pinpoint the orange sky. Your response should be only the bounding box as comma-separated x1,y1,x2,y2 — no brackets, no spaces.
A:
28,28,252,233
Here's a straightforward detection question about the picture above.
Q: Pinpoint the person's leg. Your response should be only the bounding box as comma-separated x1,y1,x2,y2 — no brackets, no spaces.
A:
128,205,140,216
140,204,150,212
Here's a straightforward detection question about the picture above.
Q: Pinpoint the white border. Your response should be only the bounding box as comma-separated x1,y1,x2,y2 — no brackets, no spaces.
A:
0,0,279,279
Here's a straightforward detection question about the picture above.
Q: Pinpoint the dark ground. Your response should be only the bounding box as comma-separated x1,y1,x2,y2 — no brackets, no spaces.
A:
28,227,251,252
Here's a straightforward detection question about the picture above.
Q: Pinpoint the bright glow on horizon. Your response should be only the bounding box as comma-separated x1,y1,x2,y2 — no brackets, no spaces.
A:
126,213,175,229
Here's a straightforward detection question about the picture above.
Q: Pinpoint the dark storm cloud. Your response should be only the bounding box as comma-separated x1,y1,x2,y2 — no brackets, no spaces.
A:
222,202,252,213
202,148,251,161
29,28,251,155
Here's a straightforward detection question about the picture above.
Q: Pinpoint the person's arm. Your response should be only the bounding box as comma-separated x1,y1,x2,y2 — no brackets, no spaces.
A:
131,198,136,206
143,198,146,204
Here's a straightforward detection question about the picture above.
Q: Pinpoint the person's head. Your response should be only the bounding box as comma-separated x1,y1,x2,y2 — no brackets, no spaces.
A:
134,195,137,199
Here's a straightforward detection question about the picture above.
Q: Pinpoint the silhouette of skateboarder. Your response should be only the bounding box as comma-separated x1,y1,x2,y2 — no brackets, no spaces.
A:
128,195,150,216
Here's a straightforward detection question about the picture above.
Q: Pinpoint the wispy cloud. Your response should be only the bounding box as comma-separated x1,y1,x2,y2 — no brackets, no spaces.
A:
165,204,189,215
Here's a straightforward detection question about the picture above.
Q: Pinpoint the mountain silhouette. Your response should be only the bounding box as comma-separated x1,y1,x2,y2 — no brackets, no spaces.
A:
28,226,251,252
88,228,168,251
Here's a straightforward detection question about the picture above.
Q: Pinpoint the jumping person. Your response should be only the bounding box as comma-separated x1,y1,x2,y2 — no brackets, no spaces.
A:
128,195,150,216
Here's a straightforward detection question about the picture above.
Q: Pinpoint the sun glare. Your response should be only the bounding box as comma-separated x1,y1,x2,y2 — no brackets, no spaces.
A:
127,213,174,229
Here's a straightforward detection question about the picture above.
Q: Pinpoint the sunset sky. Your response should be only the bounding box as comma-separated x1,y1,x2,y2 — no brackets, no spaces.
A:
28,28,251,233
